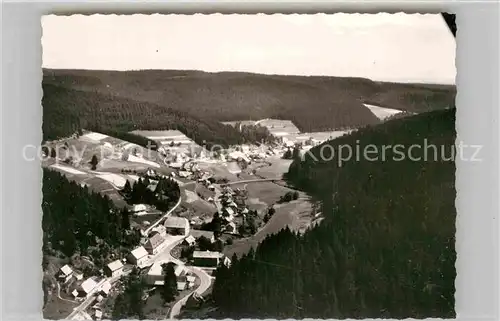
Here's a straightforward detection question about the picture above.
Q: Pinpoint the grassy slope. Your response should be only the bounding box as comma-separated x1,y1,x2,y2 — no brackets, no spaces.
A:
43,69,456,132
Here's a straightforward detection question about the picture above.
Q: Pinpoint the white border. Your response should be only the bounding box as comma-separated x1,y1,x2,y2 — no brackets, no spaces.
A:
1,1,499,321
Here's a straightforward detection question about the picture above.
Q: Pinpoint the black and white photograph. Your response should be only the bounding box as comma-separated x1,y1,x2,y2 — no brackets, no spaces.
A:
40,13,457,320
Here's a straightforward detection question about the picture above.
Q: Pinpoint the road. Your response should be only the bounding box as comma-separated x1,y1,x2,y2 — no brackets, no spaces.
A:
218,177,281,186
143,196,182,236
153,238,212,319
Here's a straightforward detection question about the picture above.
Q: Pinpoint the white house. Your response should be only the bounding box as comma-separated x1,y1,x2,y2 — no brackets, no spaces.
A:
164,216,190,236
128,246,149,266
79,278,98,298
193,251,224,267
183,235,196,246
177,281,187,291
58,264,73,283
145,233,165,255
100,280,112,296
226,222,237,234
73,271,84,281
105,260,124,278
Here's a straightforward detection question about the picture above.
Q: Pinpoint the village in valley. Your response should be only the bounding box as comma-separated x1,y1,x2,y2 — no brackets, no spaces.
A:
42,110,401,320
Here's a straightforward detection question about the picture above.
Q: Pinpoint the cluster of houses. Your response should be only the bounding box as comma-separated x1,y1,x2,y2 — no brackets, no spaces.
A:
56,261,121,303
217,186,250,234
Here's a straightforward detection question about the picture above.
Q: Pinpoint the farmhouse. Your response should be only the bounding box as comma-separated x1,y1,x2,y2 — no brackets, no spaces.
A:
145,233,165,255
105,260,124,278
128,246,149,266
190,230,215,243
183,235,196,246
58,264,73,283
164,216,190,236
79,278,98,298
177,282,187,291
192,250,224,267
73,271,84,281
100,280,112,296
225,222,237,234
132,204,148,215
174,264,188,278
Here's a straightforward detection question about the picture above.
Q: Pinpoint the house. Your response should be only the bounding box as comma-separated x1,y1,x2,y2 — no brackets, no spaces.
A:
128,246,149,266
178,170,191,178
177,282,187,291
225,222,237,234
94,309,103,320
105,260,124,278
145,261,165,285
100,280,112,296
192,250,224,267
58,264,73,283
186,275,196,283
174,265,187,279
71,289,79,298
145,233,165,255
183,235,196,246
228,201,238,208
208,185,215,191
151,224,167,237
132,204,148,215
207,196,214,202
190,230,215,243
241,208,249,215
164,216,190,236
79,278,98,298
223,207,235,216
73,271,84,281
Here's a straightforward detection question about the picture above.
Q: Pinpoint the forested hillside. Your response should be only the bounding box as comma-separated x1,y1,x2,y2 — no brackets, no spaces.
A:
42,169,140,269
212,108,456,319
43,69,456,132
42,83,275,148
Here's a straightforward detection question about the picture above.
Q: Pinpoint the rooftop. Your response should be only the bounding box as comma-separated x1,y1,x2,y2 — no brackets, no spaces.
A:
60,264,73,276
107,260,124,272
80,278,98,294
190,229,214,240
193,250,223,259
164,216,189,229
146,233,165,249
130,246,149,259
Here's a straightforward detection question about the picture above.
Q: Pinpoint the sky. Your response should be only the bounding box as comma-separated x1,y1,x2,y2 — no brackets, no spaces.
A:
42,13,456,84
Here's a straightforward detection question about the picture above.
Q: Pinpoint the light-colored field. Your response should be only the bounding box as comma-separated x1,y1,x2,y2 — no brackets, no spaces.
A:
255,158,293,179
127,174,140,181
127,155,161,168
130,129,187,140
256,119,301,136
50,164,86,175
81,131,109,142
363,103,403,120
241,181,293,205
184,190,199,203
96,172,127,188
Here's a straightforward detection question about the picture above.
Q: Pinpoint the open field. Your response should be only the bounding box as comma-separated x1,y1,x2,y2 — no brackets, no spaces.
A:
240,181,294,206
254,157,293,179
255,119,301,137
363,103,404,120
224,196,313,258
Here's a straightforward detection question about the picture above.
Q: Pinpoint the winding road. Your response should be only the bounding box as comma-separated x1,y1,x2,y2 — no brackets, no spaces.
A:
143,196,182,236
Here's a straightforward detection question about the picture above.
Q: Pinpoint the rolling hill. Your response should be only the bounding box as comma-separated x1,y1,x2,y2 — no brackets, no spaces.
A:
42,83,274,148
211,108,456,319
43,69,456,132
